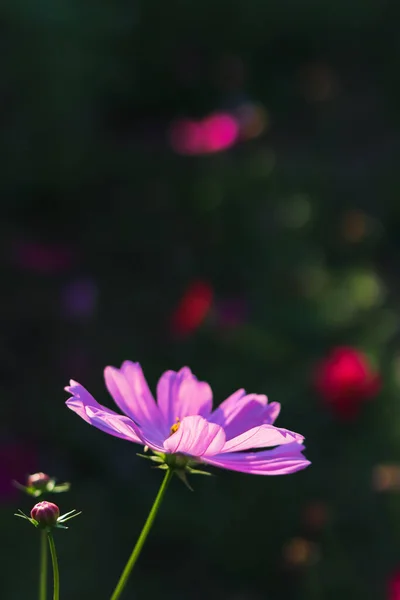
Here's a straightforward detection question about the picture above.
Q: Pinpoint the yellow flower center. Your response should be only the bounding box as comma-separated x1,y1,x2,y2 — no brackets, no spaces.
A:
170,417,181,435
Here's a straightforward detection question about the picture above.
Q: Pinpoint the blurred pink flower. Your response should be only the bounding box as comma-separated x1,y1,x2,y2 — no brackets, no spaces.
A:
388,570,400,600
201,114,239,152
11,239,75,274
169,112,239,155
66,362,310,476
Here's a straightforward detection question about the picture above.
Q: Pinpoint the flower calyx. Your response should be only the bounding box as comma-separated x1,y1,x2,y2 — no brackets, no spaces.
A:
137,449,213,490
14,472,70,498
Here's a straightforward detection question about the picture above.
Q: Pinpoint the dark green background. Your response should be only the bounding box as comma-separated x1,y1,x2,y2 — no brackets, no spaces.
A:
2,0,400,598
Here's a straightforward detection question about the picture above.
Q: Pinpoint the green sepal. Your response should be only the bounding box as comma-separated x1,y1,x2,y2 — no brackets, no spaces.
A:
58,509,81,523
137,453,167,465
13,481,43,497
52,482,71,494
14,510,39,527
137,449,215,488
174,470,194,491
185,467,213,477
14,509,35,524
13,478,70,497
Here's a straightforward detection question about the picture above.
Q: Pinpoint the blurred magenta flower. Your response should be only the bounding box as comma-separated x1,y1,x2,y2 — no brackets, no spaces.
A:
169,112,239,155
314,346,381,419
11,239,75,274
65,363,309,475
388,571,400,600
170,280,214,336
201,113,239,152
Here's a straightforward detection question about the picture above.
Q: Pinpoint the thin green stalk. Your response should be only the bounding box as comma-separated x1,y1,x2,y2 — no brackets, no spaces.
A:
47,532,59,600
110,469,173,600
39,530,48,600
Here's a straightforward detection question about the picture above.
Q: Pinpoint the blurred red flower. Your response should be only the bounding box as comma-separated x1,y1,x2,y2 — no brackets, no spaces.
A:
314,346,381,419
388,570,400,600
170,280,214,336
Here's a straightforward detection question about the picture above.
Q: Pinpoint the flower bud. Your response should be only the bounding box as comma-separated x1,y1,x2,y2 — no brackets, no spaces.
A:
31,501,60,528
27,472,51,491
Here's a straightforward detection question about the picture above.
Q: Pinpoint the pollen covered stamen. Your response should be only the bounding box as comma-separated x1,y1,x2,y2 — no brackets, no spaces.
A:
170,417,181,435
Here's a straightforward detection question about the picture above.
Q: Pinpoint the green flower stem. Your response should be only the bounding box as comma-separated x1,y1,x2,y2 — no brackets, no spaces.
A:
39,530,47,600
110,468,174,600
47,531,59,600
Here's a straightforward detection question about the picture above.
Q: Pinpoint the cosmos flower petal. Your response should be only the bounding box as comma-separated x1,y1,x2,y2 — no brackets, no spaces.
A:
157,368,213,425
202,443,310,475
65,380,143,443
220,424,304,453
163,415,226,457
210,390,281,439
208,389,247,425
65,380,167,452
104,362,167,436
265,402,281,424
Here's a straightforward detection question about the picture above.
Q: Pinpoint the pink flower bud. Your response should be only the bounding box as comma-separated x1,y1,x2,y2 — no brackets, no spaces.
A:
31,501,60,528
27,472,51,491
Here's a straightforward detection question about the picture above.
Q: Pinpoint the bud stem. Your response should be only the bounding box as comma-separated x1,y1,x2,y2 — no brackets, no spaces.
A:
110,468,174,600
47,532,59,600
39,530,48,600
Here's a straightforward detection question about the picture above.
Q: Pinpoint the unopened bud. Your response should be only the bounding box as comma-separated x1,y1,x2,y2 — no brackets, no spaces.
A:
31,501,60,528
27,472,51,491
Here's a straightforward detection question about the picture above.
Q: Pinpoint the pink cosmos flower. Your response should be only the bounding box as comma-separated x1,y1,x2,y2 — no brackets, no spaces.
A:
65,363,309,476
